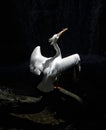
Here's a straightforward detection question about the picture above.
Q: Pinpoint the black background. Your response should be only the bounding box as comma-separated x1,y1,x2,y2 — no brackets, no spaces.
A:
0,0,105,64
0,0,106,124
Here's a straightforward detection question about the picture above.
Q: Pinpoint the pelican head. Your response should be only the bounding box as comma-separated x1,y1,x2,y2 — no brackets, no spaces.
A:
49,28,68,45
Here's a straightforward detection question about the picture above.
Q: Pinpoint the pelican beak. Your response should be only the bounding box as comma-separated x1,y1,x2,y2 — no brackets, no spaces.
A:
57,28,68,38
49,28,68,45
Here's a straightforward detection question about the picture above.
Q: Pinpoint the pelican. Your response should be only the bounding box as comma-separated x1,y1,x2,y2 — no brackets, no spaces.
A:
30,28,81,93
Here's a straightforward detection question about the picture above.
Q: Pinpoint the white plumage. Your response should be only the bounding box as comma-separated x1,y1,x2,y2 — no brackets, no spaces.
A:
30,28,81,92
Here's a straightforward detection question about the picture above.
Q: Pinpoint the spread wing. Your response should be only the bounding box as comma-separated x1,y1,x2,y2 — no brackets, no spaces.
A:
30,46,50,75
30,46,49,62
56,54,81,73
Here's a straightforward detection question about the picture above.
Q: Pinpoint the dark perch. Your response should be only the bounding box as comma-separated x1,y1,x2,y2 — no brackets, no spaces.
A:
0,88,43,113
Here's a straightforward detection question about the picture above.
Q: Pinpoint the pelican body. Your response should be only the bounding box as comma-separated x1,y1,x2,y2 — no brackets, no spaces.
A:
30,28,81,92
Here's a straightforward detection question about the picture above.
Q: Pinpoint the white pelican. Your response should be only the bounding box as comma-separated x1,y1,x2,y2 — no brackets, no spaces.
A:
30,28,81,93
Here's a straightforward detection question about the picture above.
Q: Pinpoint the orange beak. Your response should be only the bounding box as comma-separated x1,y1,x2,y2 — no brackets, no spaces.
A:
57,28,68,38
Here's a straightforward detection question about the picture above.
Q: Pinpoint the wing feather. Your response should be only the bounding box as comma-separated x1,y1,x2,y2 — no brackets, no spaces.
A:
56,54,80,73
30,46,50,75
30,46,49,63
